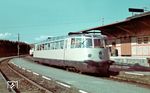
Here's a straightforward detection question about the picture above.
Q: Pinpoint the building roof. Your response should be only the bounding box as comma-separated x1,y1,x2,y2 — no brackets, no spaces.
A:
72,11,150,38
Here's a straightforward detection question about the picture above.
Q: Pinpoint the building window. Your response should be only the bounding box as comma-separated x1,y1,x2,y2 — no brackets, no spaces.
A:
143,37,149,44
137,37,142,44
137,36,149,44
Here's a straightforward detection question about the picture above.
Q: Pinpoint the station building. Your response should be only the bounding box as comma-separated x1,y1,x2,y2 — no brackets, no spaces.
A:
78,11,150,66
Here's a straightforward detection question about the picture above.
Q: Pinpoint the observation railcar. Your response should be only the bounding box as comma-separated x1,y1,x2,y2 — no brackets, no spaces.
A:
33,33,113,76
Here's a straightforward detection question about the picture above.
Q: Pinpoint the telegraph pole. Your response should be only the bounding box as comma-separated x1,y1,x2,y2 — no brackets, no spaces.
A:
17,33,20,57
102,17,104,26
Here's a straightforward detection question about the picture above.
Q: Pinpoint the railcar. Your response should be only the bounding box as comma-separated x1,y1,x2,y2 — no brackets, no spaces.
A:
33,33,113,76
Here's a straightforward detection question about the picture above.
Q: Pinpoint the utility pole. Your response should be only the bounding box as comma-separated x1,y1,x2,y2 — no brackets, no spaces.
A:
17,33,20,57
102,17,104,26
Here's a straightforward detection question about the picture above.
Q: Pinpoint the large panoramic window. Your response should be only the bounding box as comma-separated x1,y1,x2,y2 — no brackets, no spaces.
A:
71,38,82,48
85,39,92,48
94,39,104,48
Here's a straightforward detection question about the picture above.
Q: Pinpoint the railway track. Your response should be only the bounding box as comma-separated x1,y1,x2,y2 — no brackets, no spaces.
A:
0,59,52,93
0,58,83,93
0,58,53,93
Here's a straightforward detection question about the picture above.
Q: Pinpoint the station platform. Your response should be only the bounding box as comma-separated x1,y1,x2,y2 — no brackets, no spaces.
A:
109,70,150,86
123,71,150,76
110,56,150,67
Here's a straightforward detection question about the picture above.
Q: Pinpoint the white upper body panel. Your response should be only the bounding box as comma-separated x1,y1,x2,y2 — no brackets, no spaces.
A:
33,34,109,62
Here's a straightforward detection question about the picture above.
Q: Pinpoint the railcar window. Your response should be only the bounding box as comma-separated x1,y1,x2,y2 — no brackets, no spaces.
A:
36,45,38,50
44,43,48,50
65,40,67,49
75,38,82,48
60,40,64,49
71,38,75,48
85,39,92,48
42,44,45,50
53,42,57,49
94,39,104,48
43,44,45,50
41,44,43,50
55,42,59,49
58,41,63,49
40,44,44,50
50,42,54,49
39,45,41,50
48,43,50,50
37,45,40,50
58,41,60,49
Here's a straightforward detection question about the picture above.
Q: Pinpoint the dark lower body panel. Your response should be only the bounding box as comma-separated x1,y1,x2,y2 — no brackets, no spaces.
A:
33,58,114,76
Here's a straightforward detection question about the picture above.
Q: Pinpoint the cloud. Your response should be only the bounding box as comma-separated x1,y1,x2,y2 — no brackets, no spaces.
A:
34,35,52,41
0,33,12,39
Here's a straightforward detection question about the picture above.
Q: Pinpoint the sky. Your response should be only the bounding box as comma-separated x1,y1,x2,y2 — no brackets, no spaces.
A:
0,0,149,43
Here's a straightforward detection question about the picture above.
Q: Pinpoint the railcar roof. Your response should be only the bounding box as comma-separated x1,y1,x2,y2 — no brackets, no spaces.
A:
35,34,106,44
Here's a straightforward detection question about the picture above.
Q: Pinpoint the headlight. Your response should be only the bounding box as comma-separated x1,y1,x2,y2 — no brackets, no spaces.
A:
88,54,92,58
99,51,102,59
